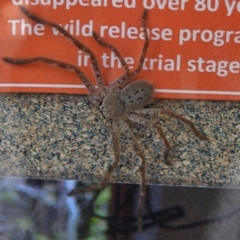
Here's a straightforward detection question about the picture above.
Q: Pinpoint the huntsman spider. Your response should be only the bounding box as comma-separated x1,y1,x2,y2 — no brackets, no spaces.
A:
3,6,208,231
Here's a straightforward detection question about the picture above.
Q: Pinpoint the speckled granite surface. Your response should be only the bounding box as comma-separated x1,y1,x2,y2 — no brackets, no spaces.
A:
0,93,239,188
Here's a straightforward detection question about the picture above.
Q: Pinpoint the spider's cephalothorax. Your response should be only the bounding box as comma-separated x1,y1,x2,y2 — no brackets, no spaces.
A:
3,6,208,231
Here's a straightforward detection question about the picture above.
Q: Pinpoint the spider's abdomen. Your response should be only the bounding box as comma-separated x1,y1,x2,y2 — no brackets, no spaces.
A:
101,91,127,119
121,80,154,110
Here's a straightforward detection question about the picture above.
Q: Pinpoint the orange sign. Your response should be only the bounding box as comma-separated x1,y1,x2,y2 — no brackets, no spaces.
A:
1,0,240,100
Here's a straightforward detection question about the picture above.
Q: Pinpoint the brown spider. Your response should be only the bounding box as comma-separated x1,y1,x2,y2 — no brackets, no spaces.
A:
3,6,208,231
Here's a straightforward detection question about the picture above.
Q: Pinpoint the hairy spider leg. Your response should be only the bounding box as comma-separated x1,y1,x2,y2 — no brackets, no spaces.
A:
68,118,147,231
121,120,146,231
161,110,208,140
68,120,121,194
2,57,97,94
92,31,130,74
19,6,106,93
111,9,149,91
128,114,173,165
134,109,209,141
